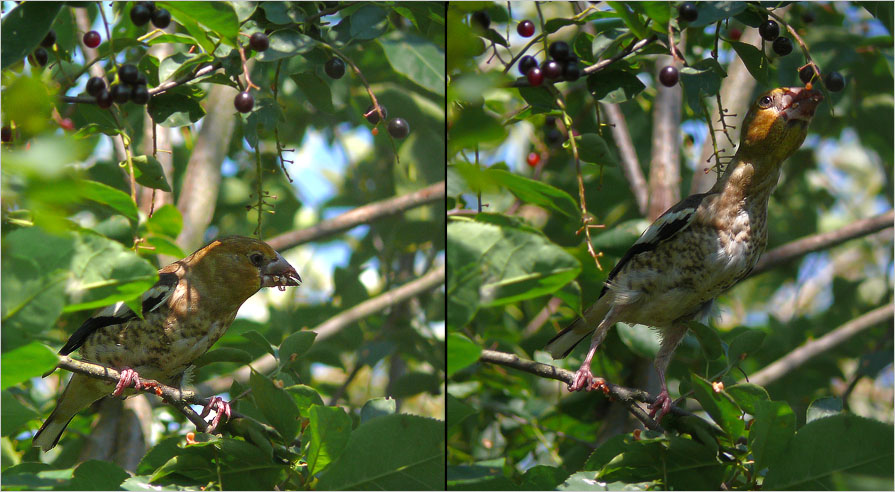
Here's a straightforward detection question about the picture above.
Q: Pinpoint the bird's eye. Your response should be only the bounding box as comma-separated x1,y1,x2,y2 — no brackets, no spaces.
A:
759,96,772,108
250,253,264,266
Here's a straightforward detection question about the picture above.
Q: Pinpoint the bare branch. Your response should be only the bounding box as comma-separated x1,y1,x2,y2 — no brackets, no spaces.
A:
647,54,683,220
747,304,894,387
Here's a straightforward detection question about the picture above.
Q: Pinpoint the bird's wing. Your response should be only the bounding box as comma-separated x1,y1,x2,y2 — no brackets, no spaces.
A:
58,272,179,356
600,192,712,296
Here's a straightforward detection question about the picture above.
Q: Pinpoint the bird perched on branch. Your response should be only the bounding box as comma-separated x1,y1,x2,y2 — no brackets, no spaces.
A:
546,87,823,421
33,236,301,451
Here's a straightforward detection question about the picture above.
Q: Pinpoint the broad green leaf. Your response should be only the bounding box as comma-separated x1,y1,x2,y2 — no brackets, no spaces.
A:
690,373,745,438
145,204,182,238
379,31,445,96
278,331,317,369
447,332,481,377
360,397,396,424
290,72,333,113
607,2,648,39
730,40,769,85
192,347,253,367
749,400,795,471
725,383,769,415
69,460,129,491
287,384,325,417
586,69,645,103
681,58,726,112
129,155,172,192
306,404,352,476
0,2,63,70
446,394,476,433
249,371,301,441
687,320,724,360
574,133,618,166
727,328,765,364
448,105,506,155
1,342,58,389
1,390,39,437
484,168,578,217
147,87,206,127
78,180,139,222
159,2,239,46
806,396,843,423
616,323,660,358
257,29,313,61
349,4,388,40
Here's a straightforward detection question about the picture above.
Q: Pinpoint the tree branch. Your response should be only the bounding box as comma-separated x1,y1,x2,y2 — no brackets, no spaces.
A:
749,210,894,277
266,181,445,251
600,102,648,216
747,304,894,387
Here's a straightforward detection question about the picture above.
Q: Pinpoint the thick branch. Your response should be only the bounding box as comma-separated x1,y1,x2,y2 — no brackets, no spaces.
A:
750,211,894,277
747,304,894,387
198,264,445,395
647,54,682,221
600,102,648,216
267,181,445,251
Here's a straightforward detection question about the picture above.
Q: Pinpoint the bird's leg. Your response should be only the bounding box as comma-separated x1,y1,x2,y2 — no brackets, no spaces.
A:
200,396,232,433
112,368,142,397
648,324,689,421
569,314,616,392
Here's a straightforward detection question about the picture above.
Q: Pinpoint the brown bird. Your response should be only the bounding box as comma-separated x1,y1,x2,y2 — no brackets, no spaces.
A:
546,87,823,420
33,236,301,451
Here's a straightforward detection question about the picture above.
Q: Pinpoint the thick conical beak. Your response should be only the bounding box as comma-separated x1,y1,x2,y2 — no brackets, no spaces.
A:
781,87,823,122
261,253,302,291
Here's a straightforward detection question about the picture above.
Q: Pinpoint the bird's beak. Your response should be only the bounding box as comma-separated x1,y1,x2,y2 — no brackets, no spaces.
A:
781,87,823,122
261,253,302,291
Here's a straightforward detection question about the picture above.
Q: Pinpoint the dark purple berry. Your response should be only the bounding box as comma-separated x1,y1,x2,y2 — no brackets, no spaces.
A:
518,55,538,75
151,8,171,29
234,91,254,112
86,76,106,96
678,3,698,22
2,126,11,142
365,104,387,124
517,20,535,37
563,62,580,81
387,118,409,139
541,60,562,79
545,116,556,127
130,4,152,25
131,85,150,104
824,71,844,92
110,84,132,103
250,32,269,52
759,20,780,41
33,48,49,67
83,30,101,48
471,11,490,31
96,89,113,108
546,127,562,146
134,72,147,86
798,66,816,85
41,30,57,48
548,41,571,62
324,57,345,79
659,66,679,87
526,67,543,87
136,1,156,11
119,64,139,85
772,36,792,56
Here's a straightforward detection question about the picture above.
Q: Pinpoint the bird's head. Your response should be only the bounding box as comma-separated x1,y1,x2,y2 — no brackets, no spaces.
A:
737,87,823,164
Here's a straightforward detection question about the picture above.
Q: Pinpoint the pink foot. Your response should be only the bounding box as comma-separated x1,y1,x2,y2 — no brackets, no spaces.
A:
113,368,142,397
200,396,232,433
648,390,672,422
568,367,594,392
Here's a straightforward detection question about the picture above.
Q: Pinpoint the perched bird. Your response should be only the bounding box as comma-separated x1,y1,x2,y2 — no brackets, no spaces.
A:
546,87,823,420
33,236,301,451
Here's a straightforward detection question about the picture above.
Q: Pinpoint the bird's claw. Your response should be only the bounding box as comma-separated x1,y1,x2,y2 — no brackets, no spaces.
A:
200,396,232,433
648,390,672,422
568,369,608,394
113,368,142,397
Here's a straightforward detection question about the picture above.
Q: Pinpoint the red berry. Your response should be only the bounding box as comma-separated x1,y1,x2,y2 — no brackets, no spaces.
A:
83,30,101,48
526,152,540,167
234,91,254,112
371,127,379,136
59,118,74,131
250,32,269,52
387,118,409,139
526,67,543,87
659,66,679,87
541,60,561,79
517,20,535,37
729,28,742,41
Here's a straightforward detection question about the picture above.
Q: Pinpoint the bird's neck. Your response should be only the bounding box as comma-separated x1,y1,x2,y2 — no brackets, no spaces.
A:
710,152,783,210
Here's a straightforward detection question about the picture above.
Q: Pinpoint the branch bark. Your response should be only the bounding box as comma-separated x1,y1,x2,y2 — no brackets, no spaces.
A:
746,304,894,387
601,102,648,216
648,54,682,221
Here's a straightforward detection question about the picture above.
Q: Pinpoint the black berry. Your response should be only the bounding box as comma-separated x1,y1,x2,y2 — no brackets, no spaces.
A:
151,8,171,29
119,64,139,85
659,66,679,87
541,60,561,79
34,48,48,67
131,85,150,104
86,76,106,96
526,67,543,87
799,66,816,85
563,62,580,81
110,84,132,103
772,36,792,56
471,11,490,31
824,71,844,92
387,118,409,139
250,32,269,52
234,91,254,112
678,2,698,22
518,55,538,75
96,89,113,108
135,72,147,86
1,126,11,143
83,30,101,48
130,4,152,26
136,1,156,11
41,30,57,48
759,20,779,41
365,104,387,124
324,57,345,79
548,41,570,62
546,127,562,146
517,20,535,37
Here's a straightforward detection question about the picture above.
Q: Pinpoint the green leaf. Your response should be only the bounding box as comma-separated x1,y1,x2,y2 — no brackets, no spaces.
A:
129,155,172,192
447,333,482,378
242,330,276,358
306,404,353,476
680,58,726,112
147,86,206,127
730,40,769,85
249,371,301,441
69,460,129,491
690,373,745,438
287,384,324,417
260,2,304,24
544,18,579,34
1,342,58,389
145,204,182,238
192,347,253,367
0,2,64,70
687,1,748,28
806,396,843,423
574,133,617,166
1,390,39,437
278,331,317,369
290,72,333,113
78,180,139,222
749,400,795,471
349,4,388,40
448,105,507,155
616,323,660,358
725,383,769,415
317,414,444,490
360,397,396,424
518,86,556,110
483,168,578,217
144,236,186,258
727,328,765,364
159,1,239,46
586,69,646,103
764,414,893,490
687,321,724,360
257,29,313,61
479,28,508,48
446,394,476,433
379,31,445,96
607,2,648,39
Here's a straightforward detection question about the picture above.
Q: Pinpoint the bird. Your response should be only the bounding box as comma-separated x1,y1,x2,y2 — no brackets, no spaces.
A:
32,235,301,451
545,86,824,421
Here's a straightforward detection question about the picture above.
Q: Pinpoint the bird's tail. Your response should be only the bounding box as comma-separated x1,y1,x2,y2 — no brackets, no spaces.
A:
32,373,107,451
545,298,611,359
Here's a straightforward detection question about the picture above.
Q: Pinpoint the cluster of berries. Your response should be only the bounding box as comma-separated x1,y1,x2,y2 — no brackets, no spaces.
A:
129,1,171,29
87,63,150,108
518,41,580,87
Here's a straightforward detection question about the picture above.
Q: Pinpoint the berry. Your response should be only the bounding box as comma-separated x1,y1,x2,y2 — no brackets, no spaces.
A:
83,30,101,48
541,60,561,79
86,76,106,96
59,118,75,131
132,85,150,104
824,71,844,92
471,11,490,31
324,57,345,79
96,89,113,108
136,1,156,11
1,126,11,143
110,84,131,104
659,66,679,87
772,36,792,56
729,28,742,41
387,118,409,139
41,30,57,48
151,8,171,29
234,91,254,112
526,67,543,87
119,64,139,85
517,20,535,37
134,72,147,86
371,127,379,136
545,116,556,127
548,41,570,62
365,104,387,124
526,152,540,167
34,48,49,67
130,4,152,25
678,2,698,22
759,20,779,41
250,32,269,52
546,127,562,146
799,66,816,85
518,55,538,75
563,62,580,81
